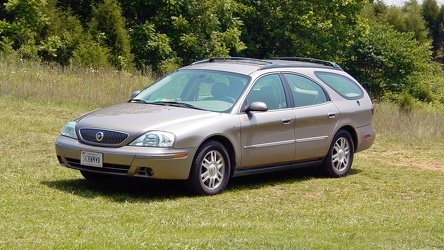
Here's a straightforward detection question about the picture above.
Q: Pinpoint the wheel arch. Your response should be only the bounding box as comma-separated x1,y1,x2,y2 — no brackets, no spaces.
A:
337,125,358,152
200,135,236,178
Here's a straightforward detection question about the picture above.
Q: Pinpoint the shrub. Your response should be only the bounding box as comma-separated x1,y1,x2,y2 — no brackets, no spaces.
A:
71,39,111,69
398,92,415,113
344,24,439,101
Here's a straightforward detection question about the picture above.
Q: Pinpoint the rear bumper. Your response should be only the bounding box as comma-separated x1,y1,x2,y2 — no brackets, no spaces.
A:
355,124,376,153
55,136,196,180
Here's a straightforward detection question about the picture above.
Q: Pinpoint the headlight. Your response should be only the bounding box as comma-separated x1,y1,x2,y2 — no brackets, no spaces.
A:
129,131,175,147
61,121,78,139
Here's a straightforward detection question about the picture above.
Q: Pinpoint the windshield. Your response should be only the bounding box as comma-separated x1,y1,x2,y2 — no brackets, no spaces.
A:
132,69,250,112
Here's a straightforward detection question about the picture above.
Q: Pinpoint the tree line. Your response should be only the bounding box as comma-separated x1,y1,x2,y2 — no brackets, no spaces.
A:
1,0,444,103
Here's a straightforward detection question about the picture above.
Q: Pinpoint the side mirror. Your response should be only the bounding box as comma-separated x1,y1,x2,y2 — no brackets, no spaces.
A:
130,90,141,99
248,101,268,112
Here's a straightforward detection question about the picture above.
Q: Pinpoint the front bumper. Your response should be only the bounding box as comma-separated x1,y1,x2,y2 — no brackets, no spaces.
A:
55,136,196,180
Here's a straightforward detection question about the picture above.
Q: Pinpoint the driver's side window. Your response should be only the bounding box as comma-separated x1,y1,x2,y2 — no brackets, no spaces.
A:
247,74,287,110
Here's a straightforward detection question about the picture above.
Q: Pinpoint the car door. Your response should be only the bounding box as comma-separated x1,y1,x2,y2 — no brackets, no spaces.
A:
240,74,296,168
284,73,340,161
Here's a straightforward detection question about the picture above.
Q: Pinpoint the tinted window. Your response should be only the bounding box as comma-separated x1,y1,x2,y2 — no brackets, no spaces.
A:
284,74,328,107
315,72,363,99
246,74,287,110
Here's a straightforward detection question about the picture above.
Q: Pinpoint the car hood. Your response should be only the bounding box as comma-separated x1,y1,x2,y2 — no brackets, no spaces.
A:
75,103,220,134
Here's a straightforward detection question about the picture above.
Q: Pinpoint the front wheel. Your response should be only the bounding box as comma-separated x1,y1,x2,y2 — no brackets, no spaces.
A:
186,141,231,195
319,130,354,177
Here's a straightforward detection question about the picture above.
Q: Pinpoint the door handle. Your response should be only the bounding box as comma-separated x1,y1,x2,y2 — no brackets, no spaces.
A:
282,118,293,124
328,112,336,119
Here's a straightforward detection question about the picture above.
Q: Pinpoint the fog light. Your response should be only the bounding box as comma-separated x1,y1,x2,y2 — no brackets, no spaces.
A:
57,155,65,166
145,168,155,176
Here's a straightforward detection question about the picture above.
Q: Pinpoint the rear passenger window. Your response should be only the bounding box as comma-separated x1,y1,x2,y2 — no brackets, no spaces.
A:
284,74,328,107
315,72,363,99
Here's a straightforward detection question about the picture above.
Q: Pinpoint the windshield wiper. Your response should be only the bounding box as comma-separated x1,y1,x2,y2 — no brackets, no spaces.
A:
151,101,205,110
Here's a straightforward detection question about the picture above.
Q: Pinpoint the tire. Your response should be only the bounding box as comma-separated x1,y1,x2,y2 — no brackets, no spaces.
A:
186,141,231,195
80,170,108,181
319,130,354,177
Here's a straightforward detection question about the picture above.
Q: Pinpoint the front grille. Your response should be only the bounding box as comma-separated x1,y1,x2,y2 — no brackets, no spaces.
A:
79,128,129,145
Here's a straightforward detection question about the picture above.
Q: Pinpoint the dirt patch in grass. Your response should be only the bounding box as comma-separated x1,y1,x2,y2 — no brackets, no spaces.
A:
361,140,444,171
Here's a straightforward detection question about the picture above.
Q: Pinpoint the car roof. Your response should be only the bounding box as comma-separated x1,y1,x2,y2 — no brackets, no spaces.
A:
182,57,343,75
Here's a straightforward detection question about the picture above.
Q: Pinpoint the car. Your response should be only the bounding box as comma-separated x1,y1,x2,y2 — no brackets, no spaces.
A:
55,57,376,195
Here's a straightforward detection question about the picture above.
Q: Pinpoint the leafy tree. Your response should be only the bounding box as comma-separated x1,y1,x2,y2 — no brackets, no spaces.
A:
37,0,87,66
127,0,245,71
118,0,181,27
373,0,388,17
363,1,430,46
422,0,441,56
171,0,245,64
401,0,429,43
55,0,100,26
382,0,429,44
0,0,50,58
129,21,175,73
0,0,14,21
437,6,444,60
361,1,385,23
89,0,132,69
344,24,438,101
236,0,367,61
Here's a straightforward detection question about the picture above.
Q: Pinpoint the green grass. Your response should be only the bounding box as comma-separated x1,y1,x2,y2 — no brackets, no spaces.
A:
0,99,443,249
0,59,443,249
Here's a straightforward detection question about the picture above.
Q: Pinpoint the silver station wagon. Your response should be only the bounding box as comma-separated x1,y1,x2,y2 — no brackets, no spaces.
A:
55,57,375,195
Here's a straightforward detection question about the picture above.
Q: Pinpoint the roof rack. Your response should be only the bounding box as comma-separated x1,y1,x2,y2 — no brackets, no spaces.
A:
268,57,342,70
192,57,272,66
191,56,343,71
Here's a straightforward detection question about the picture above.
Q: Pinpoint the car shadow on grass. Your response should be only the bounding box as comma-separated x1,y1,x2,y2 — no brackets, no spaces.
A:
42,177,189,202
42,167,362,201
227,167,361,191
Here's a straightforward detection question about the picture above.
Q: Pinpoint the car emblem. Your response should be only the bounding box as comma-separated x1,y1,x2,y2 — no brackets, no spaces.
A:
96,132,104,142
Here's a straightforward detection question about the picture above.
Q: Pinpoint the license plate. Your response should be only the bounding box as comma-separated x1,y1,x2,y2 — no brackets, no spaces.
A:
80,151,103,167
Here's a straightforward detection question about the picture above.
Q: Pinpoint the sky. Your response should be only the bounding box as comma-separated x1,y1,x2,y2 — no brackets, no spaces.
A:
383,0,444,6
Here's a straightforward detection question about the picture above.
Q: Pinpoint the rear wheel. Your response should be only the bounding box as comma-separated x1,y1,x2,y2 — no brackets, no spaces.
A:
186,141,231,195
319,130,354,177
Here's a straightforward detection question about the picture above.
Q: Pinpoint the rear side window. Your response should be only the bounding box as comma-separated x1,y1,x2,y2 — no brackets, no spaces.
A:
284,74,328,107
315,72,363,99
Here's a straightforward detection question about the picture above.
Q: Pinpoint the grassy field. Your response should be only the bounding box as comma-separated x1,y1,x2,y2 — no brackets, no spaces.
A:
0,59,443,249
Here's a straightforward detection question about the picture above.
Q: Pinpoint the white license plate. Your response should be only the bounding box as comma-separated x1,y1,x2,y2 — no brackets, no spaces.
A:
80,151,103,167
